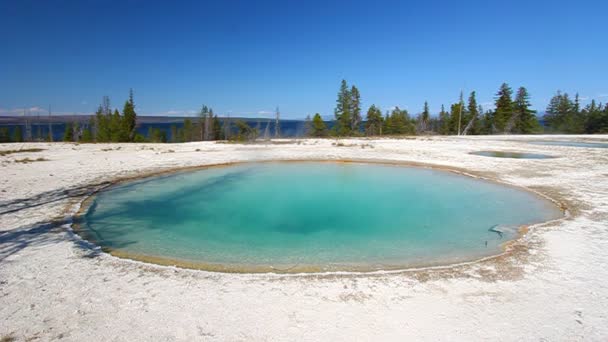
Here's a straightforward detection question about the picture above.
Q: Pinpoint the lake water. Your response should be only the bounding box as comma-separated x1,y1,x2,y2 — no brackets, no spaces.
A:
81,162,561,272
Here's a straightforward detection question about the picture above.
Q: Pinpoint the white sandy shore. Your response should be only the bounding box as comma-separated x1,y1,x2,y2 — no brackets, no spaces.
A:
1,135,607,341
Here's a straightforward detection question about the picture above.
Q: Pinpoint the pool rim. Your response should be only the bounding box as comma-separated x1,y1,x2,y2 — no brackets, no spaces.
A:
70,158,568,274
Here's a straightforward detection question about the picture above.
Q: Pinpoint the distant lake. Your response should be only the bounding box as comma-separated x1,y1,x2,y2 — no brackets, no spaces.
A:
0,119,318,141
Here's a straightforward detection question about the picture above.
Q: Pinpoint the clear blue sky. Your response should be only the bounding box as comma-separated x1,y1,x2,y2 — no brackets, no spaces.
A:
1,0,607,119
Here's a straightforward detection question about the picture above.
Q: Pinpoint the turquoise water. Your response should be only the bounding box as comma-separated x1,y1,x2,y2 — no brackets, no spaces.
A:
470,151,554,159
529,141,608,148
82,162,561,271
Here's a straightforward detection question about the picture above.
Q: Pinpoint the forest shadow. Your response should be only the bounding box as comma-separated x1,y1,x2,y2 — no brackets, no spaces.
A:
0,216,136,263
0,181,112,215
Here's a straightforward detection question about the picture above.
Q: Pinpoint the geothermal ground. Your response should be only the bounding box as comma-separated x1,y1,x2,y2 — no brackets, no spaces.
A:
1,135,607,341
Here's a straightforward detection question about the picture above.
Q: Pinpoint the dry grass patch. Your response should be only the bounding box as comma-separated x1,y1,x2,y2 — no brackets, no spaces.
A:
14,157,49,164
0,148,45,156
0,334,16,342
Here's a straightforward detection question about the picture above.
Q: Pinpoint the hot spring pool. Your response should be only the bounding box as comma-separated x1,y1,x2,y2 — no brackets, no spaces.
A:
80,162,562,272
529,141,608,148
470,151,554,159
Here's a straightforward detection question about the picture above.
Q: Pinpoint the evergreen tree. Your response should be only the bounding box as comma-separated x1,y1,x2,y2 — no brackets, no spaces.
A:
122,89,137,141
63,122,74,141
311,113,328,137
480,111,493,134
513,87,541,133
384,107,414,135
334,79,352,136
170,125,178,143
365,105,383,136
149,128,166,142
350,85,361,133
81,128,93,142
449,102,464,134
471,105,485,135
212,114,222,140
95,96,112,142
85,117,95,142
583,100,608,133
420,101,430,132
234,120,257,141
544,91,584,133
462,91,478,135
198,105,209,140
382,112,392,134
183,118,194,141
439,105,450,135
494,83,514,133
110,109,124,142
0,127,11,143
205,108,213,140
13,126,23,142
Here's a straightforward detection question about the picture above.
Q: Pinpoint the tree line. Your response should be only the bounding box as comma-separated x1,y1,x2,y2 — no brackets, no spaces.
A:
59,91,235,143
301,80,608,137
2,83,607,144
544,92,608,134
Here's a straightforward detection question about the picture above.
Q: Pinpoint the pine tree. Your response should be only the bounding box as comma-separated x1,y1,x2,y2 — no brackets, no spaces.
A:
584,100,608,133
350,85,361,133
212,114,222,140
420,101,430,132
183,118,194,141
471,105,485,134
480,111,493,134
122,89,137,141
385,107,414,135
449,102,464,134
439,105,450,135
13,126,23,142
334,80,352,136
234,120,257,141
544,91,584,133
205,108,212,140
170,125,178,143
513,87,541,134
0,128,11,143
311,113,328,137
365,105,383,136
494,83,514,133
462,91,479,135
110,109,123,142
197,105,208,141
63,122,74,141
95,96,112,142
81,128,93,142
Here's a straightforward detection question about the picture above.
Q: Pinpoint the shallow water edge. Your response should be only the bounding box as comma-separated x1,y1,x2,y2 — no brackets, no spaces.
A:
71,158,567,274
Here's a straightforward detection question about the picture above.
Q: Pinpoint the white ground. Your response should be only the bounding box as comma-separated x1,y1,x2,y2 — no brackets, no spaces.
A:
1,135,607,341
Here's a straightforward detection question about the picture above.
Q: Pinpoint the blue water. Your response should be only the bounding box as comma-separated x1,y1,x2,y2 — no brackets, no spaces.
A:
529,141,608,148
470,151,554,159
0,119,316,141
82,162,561,271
